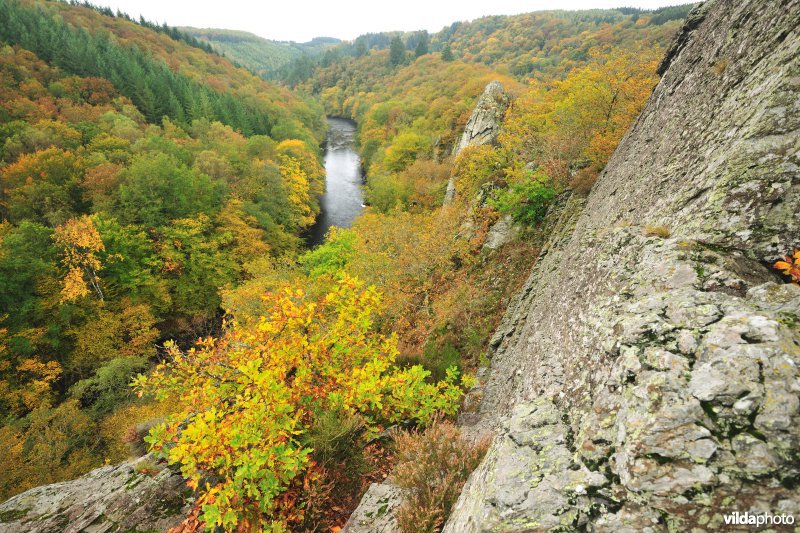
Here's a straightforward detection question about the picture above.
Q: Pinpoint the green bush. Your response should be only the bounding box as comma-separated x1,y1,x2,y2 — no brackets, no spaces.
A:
69,357,149,416
303,409,366,479
422,342,461,383
298,228,356,277
490,171,558,225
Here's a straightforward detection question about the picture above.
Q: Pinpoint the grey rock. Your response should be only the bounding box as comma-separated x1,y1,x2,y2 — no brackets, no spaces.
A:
445,81,510,204
444,399,608,532
341,482,403,533
445,0,800,530
452,80,509,157
0,455,190,533
483,215,520,251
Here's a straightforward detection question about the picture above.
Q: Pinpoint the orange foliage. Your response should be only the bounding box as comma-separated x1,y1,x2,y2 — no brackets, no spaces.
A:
774,250,800,284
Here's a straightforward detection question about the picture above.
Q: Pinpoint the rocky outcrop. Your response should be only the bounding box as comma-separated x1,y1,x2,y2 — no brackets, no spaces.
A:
445,80,510,204
0,455,190,532
341,482,403,533
452,80,509,156
446,0,800,531
482,214,520,251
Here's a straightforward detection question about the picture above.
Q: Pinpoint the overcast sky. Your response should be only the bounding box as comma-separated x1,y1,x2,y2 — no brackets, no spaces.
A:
91,0,694,42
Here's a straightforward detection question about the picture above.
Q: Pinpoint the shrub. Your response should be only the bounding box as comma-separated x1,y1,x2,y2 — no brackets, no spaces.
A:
303,409,366,480
568,166,598,195
69,357,149,416
298,227,356,277
490,170,558,226
393,421,490,532
134,275,468,531
422,342,462,384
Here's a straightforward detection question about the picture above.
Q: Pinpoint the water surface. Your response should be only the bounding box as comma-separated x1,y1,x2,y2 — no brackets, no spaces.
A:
307,117,364,246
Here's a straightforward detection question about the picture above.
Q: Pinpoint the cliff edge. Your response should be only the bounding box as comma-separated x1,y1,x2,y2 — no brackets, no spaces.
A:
446,0,800,530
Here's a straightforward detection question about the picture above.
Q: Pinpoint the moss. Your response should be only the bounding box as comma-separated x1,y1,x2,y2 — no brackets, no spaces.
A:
0,508,30,523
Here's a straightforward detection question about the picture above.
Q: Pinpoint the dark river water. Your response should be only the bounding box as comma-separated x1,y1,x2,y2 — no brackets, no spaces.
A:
307,117,364,246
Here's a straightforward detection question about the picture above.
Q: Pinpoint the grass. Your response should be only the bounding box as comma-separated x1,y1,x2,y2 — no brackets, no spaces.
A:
643,225,671,238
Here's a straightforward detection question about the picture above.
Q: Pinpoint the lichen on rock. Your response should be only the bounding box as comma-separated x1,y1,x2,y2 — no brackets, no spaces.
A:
0,454,190,533
445,0,800,530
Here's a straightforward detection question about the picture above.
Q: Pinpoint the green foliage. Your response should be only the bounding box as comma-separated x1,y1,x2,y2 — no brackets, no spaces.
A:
158,215,236,316
365,173,408,212
183,28,337,78
384,131,430,173
422,343,461,384
298,228,356,278
441,42,454,62
117,153,222,227
490,171,558,225
302,409,366,479
69,357,149,416
390,36,406,66
0,222,56,332
414,34,430,58
136,276,467,529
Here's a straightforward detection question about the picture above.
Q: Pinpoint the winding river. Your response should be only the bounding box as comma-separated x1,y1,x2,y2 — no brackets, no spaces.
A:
307,117,364,246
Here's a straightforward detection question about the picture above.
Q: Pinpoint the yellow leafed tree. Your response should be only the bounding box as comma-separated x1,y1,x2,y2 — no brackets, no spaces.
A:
53,215,105,301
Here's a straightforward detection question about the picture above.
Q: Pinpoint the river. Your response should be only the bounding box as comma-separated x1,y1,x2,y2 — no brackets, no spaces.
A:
307,117,364,247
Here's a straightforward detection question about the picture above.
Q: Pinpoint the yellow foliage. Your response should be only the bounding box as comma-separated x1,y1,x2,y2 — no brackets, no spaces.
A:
135,275,466,529
98,398,177,463
53,215,105,302
279,156,317,230
0,356,62,415
501,48,660,181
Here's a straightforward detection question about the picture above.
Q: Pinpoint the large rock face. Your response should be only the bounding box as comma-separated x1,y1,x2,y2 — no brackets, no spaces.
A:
446,0,800,531
445,80,510,204
0,455,190,532
452,80,509,156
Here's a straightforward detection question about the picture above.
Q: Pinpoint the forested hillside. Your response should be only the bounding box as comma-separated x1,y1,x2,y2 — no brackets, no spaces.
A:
0,0,328,501
182,28,339,79
435,6,691,78
0,2,714,532
272,8,669,401
127,7,686,529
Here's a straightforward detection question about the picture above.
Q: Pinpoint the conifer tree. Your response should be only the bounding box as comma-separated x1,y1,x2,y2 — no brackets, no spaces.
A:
389,35,405,66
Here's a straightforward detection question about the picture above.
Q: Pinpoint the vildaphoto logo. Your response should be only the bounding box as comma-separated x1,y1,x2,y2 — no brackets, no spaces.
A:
723,511,795,528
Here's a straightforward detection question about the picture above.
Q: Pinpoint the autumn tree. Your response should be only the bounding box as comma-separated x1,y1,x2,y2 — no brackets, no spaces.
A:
53,215,106,302
501,48,660,183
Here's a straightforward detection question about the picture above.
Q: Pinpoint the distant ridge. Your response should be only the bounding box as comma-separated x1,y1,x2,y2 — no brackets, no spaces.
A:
182,27,340,78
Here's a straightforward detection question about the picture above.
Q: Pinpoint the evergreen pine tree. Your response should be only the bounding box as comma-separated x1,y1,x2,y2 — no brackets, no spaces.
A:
389,36,405,66
414,33,429,58
441,42,454,61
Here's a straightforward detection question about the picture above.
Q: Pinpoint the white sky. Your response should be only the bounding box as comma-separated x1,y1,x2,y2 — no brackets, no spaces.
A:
92,0,694,43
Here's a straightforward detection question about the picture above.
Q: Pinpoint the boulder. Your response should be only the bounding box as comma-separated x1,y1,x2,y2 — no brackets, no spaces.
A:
0,455,190,532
